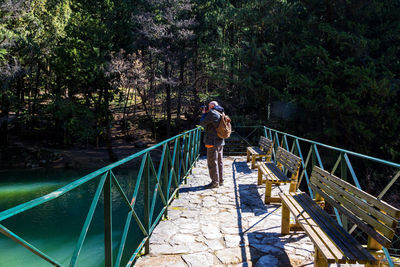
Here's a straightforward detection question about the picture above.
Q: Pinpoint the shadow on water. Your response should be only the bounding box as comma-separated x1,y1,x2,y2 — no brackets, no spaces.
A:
232,159,301,266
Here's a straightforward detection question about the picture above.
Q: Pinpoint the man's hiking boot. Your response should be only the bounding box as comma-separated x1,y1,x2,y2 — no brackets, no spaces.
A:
205,182,219,189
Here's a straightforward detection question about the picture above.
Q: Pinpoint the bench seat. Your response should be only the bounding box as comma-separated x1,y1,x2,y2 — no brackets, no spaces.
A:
246,136,273,169
247,147,266,157
258,162,292,203
258,162,291,184
257,147,301,204
280,192,378,265
279,166,400,267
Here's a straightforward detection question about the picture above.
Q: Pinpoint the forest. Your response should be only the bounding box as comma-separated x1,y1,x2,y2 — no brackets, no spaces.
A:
1,0,399,164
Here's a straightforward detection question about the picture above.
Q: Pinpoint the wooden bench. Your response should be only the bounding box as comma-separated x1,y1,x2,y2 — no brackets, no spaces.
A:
257,146,301,204
280,166,400,267
246,136,273,169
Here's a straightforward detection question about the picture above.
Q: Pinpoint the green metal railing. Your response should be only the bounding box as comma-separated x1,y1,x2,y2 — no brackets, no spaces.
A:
225,125,400,265
0,127,202,267
259,126,399,266
224,126,266,156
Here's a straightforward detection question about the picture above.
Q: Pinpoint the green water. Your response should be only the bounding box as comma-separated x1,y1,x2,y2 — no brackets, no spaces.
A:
0,167,156,267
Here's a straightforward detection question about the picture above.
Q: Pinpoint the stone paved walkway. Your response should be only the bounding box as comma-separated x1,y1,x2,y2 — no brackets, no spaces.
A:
135,156,315,267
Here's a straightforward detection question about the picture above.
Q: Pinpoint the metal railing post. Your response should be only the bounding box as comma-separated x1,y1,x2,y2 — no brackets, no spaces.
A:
176,138,181,198
144,154,150,255
312,145,317,170
104,171,113,267
163,144,169,219
340,152,348,230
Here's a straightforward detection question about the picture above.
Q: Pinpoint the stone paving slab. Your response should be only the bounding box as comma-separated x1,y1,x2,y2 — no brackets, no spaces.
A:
135,156,315,267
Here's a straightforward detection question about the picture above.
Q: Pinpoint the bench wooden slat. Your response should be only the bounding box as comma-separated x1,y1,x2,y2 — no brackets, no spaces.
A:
279,152,301,166
294,193,366,263
259,136,273,150
312,173,397,236
247,147,257,155
293,194,358,263
279,158,300,174
314,167,400,219
279,158,299,172
276,147,301,174
256,146,301,203
313,172,398,229
295,193,377,264
280,193,341,263
259,164,277,183
259,164,276,183
310,183,392,248
247,138,273,169
281,166,399,266
251,147,267,155
263,163,291,182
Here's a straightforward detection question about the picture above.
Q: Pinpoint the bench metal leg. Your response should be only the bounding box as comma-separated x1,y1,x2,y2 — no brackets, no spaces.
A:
246,149,250,162
314,247,328,267
281,202,290,235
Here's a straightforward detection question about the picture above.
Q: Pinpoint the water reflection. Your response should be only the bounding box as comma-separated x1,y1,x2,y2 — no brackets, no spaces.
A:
0,167,145,266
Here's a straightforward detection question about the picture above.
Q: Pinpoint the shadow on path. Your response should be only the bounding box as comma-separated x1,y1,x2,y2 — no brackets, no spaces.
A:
233,161,253,175
238,184,269,214
179,185,207,193
232,159,250,266
232,158,305,266
247,231,308,266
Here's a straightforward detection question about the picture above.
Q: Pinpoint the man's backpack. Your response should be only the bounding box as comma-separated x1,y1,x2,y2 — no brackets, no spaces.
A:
215,111,232,139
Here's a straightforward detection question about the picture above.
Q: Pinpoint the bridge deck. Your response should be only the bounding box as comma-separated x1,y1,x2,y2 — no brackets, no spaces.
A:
135,156,314,266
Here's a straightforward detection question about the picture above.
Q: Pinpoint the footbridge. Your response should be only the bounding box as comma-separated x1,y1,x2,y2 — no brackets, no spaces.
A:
1,127,399,266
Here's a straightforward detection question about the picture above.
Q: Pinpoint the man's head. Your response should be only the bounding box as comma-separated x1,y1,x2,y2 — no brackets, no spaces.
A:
208,101,218,110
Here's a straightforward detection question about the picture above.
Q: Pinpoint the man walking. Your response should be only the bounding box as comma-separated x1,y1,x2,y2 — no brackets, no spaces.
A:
200,101,225,188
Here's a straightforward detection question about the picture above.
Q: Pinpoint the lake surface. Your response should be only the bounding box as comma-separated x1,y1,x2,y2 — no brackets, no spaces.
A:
0,165,159,266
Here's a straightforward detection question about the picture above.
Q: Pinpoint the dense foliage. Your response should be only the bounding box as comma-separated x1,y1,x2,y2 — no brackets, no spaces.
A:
1,0,399,162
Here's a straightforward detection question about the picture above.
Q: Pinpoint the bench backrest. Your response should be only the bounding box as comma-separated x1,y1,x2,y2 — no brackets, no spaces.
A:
276,146,302,177
258,136,273,152
310,166,400,248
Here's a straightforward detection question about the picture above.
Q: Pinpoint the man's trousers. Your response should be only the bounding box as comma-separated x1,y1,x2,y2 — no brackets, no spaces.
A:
207,145,224,185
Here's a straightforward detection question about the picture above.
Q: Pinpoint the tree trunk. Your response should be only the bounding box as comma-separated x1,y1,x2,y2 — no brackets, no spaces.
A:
136,87,150,117
193,48,200,105
177,59,184,118
95,86,104,149
165,62,171,138
104,87,117,162
122,87,131,137
32,64,41,128
0,93,9,149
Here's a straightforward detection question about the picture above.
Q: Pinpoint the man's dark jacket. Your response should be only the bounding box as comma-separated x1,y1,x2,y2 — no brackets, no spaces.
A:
199,106,225,146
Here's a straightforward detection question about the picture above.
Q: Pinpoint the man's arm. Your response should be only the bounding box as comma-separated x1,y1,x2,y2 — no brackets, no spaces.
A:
199,111,219,127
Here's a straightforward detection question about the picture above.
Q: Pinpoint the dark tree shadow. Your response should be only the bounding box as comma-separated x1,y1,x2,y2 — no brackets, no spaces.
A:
179,185,208,193
233,161,253,174
238,183,279,215
246,231,311,266
232,158,312,266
